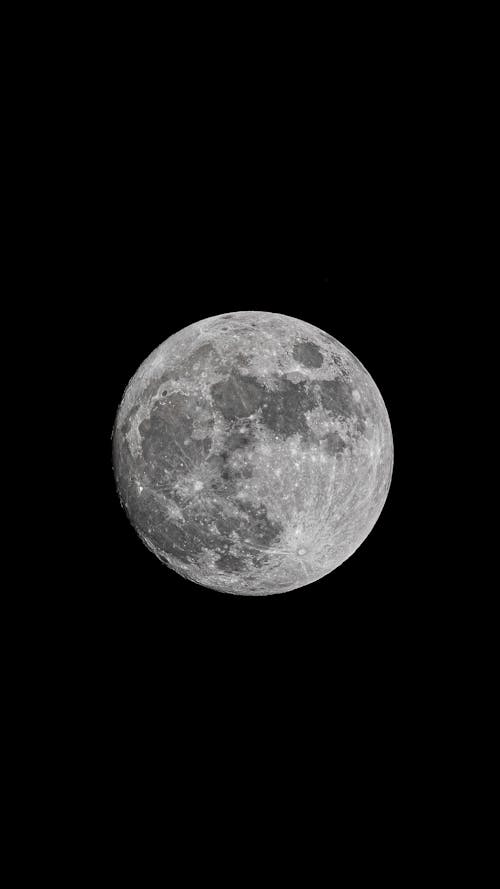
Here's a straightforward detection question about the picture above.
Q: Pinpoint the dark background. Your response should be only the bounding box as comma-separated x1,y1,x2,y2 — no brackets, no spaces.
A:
93,239,414,669
79,232,428,764
17,17,470,858
19,33,469,858
62,63,433,721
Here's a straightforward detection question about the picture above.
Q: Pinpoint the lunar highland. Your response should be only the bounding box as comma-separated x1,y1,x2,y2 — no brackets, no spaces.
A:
113,312,393,595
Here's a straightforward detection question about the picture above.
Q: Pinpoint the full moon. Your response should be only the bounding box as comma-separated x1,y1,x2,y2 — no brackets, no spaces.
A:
113,312,393,595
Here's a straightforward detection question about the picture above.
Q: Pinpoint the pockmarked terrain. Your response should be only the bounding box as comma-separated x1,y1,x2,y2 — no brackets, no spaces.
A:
113,312,393,595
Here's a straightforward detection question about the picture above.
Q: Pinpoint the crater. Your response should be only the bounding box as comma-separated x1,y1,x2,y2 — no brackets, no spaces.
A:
332,353,349,376
185,343,219,372
323,431,347,455
261,379,316,439
292,340,324,368
235,353,251,367
225,427,254,450
119,404,139,437
238,501,282,550
215,551,246,573
316,378,355,418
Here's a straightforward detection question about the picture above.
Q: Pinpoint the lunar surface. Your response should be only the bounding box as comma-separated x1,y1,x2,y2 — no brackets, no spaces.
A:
113,312,393,595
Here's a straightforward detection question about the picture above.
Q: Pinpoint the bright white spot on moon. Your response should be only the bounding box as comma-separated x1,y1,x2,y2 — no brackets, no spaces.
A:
352,389,361,402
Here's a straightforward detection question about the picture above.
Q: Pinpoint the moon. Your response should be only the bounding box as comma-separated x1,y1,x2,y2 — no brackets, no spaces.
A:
113,311,393,595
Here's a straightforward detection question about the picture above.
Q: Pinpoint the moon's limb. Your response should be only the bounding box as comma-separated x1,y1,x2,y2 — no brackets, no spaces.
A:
113,311,393,595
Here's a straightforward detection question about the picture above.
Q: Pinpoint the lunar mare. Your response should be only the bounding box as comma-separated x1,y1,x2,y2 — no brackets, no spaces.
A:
113,311,393,595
